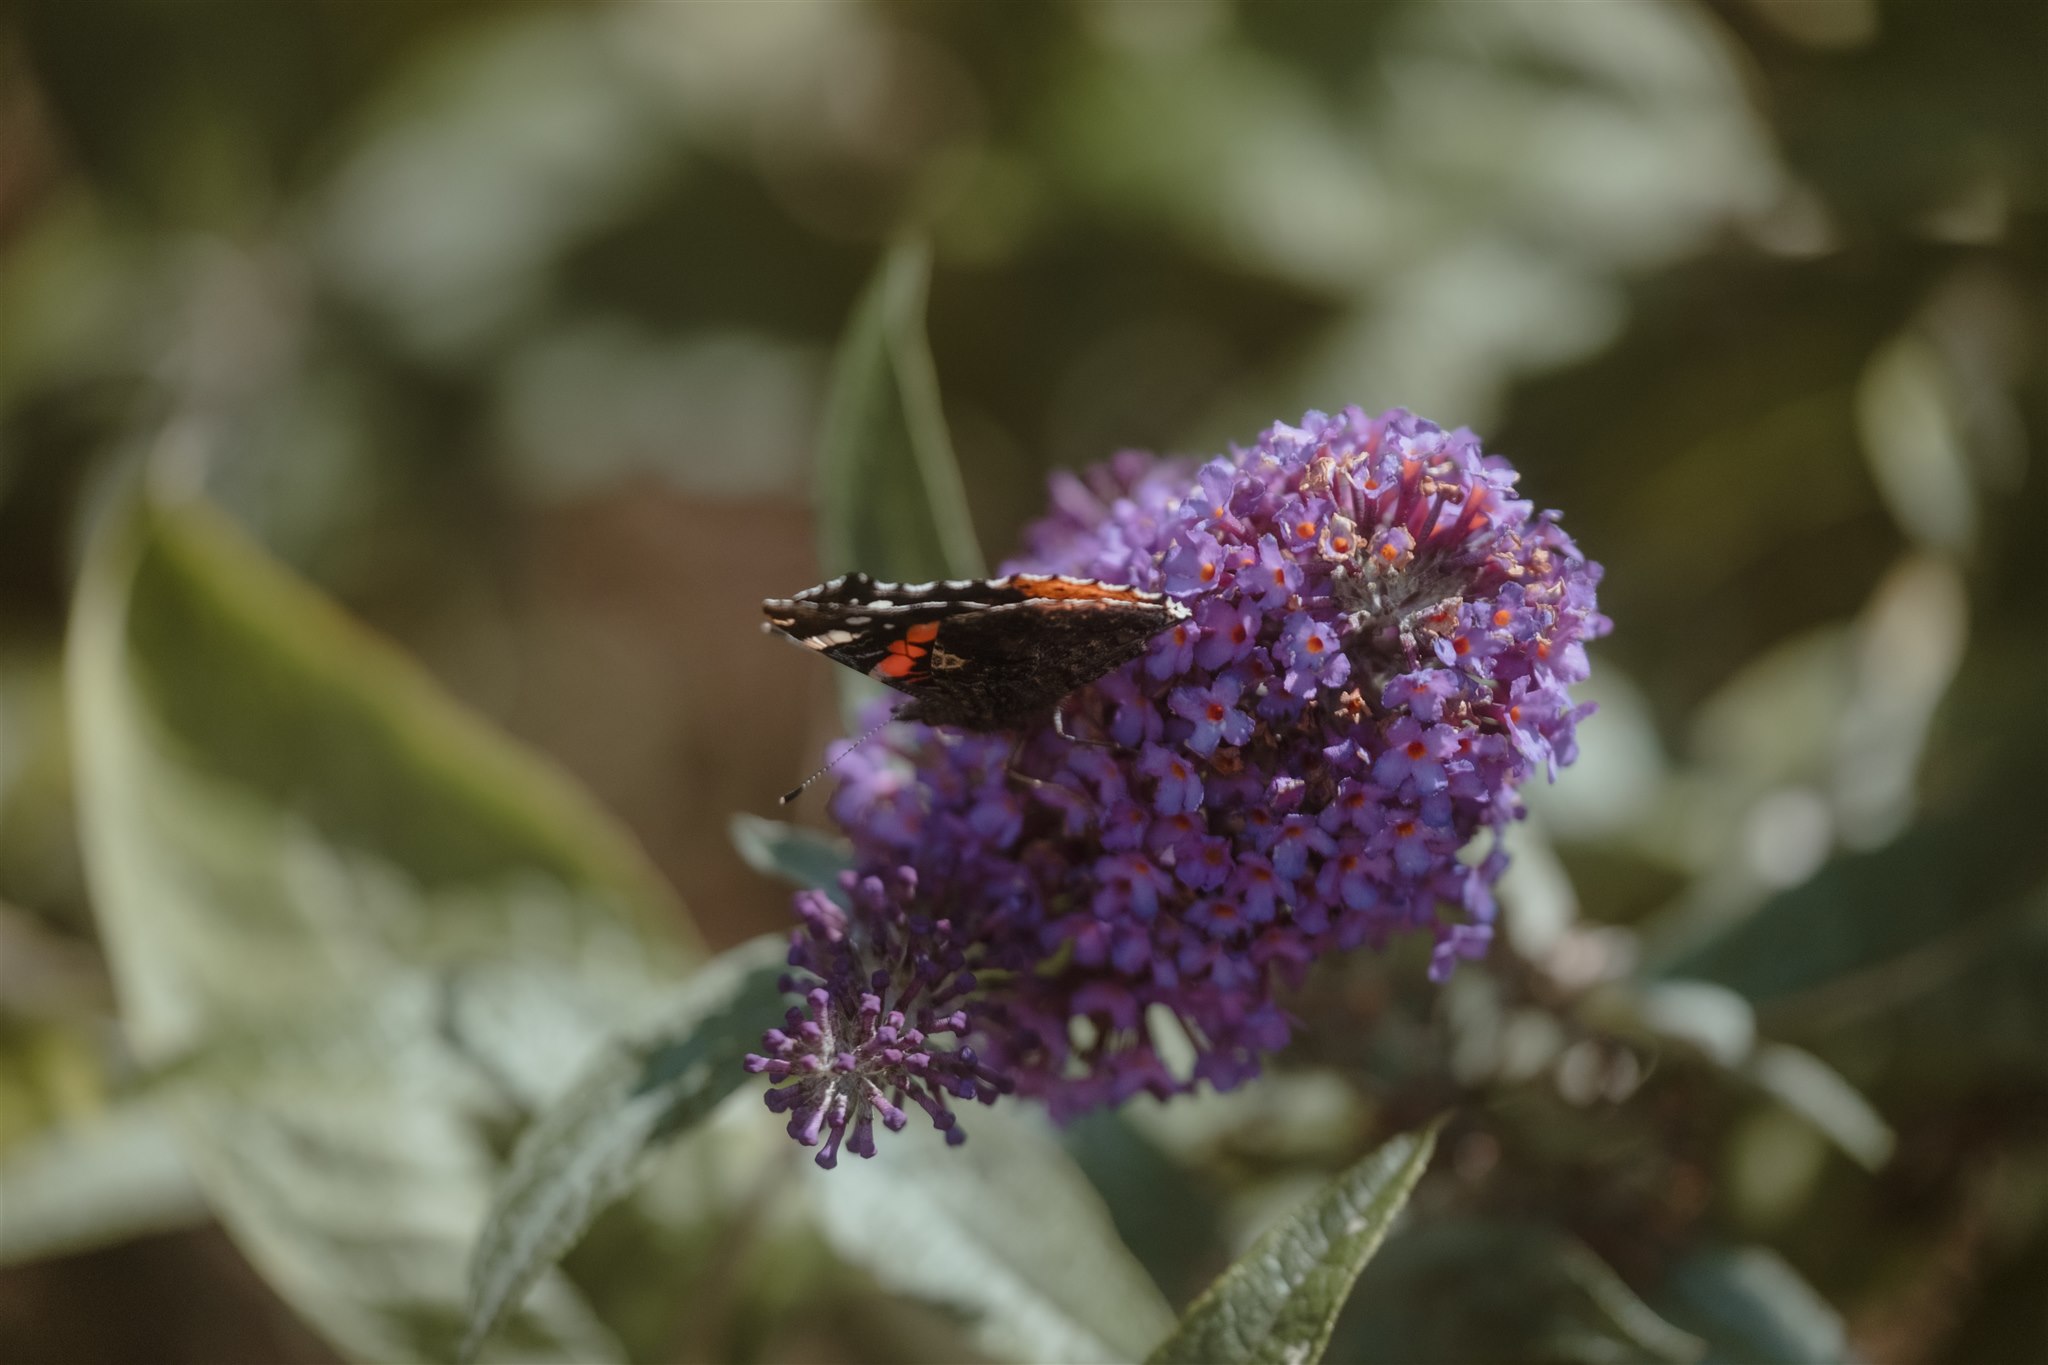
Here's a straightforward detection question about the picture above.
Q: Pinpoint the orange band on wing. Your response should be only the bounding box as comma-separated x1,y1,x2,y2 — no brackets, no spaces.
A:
1014,579,1149,602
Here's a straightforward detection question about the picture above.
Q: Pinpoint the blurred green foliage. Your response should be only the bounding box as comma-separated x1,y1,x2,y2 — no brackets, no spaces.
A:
0,0,2041,1362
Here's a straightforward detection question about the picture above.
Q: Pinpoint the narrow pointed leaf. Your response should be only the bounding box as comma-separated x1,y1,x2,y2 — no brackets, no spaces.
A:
1148,1116,1445,1365
811,237,980,730
815,237,984,584
461,936,789,1364
1656,1246,1847,1365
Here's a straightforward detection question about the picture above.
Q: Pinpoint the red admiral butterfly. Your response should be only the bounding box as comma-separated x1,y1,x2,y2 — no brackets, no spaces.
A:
763,573,1191,800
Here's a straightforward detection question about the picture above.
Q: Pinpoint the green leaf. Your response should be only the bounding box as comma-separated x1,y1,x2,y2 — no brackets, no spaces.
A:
811,1105,1176,1365
1334,1218,1705,1365
1652,739,2042,1007
0,1102,207,1264
1655,1245,1847,1365
460,936,789,1364
1148,1116,1444,1365
815,237,984,584
1744,1043,1894,1171
1061,1109,1223,1308
729,813,852,896
67,493,697,1363
1836,888,2048,1096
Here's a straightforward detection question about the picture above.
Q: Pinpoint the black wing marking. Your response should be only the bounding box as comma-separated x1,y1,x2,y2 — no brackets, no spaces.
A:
787,575,1017,609
919,598,1180,690
890,597,1186,729
762,576,1187,723
761,599,943,687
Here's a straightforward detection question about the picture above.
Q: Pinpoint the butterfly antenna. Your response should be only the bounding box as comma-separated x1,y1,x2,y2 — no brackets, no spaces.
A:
779,713,895,805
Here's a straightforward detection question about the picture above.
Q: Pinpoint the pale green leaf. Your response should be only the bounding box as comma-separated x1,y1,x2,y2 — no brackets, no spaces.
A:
461,936,789,1364
1148,1116,1444,1365
67,493,698,1363
812,1105,1175,1365
1745,1043,1894,1171
0,1102,207,1264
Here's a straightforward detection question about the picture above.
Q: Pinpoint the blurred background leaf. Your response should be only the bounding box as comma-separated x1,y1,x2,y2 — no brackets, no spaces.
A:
808,236,983,730
1332,1218,1706,1365
727,814,852,898
816,239,985,586
1655,1245,1848,1365
65,492,695,1362
809,1105,1176,1365
0,1099,204,1265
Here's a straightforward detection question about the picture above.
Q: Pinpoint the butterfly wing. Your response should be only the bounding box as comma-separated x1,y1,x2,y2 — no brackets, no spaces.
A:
763,575,1187,730
762,576,1005,697
885,596,1184,730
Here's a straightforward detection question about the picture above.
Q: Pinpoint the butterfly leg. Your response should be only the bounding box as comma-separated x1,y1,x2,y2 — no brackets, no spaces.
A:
1051,699,1116,748
1011,724,1115,807
1005,766,1089,823
1002,730,1061,796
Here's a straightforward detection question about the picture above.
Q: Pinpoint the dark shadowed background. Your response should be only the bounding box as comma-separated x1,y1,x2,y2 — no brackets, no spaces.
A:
0,2,2041,1362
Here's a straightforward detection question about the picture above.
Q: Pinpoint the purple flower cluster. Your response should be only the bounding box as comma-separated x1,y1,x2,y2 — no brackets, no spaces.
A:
750,407,1608,1164
743,866,1011,1167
